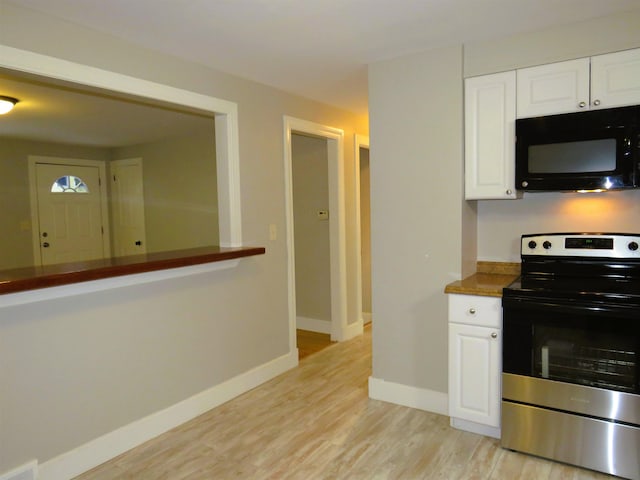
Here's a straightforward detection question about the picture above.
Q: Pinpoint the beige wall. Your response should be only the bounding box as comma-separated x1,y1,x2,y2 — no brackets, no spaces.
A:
359,147,372,316
113,129,219,252
464,10,640,77
0,137,110,269
292,133,331,323
368,45,466,393
0,2,367,473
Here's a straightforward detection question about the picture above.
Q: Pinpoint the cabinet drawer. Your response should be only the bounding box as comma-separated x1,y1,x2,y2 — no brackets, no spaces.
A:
448,294,501,328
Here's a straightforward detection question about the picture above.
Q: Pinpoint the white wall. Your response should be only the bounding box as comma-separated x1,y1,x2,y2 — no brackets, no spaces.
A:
368,45,466,398
0,2,367,475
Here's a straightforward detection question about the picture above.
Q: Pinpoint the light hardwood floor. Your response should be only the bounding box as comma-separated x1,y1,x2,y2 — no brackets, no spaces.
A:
296,329,333,360
75,324,614,480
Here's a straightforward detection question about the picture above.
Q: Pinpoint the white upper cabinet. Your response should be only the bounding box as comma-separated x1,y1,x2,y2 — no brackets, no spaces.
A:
591,48,640,110
517,48,640,118
465,71,517,200
517,58,589,118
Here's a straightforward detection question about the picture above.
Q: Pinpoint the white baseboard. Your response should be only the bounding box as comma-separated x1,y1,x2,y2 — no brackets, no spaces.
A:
0,461,37,480
296,316,331,334
368,376,448,416
37,350,298,480
362,312,372,324
450,417,501,439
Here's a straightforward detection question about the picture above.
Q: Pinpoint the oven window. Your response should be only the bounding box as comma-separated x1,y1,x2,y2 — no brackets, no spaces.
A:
533,325,637,393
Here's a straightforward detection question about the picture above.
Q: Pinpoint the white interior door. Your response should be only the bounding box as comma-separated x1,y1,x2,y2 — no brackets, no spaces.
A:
35,162,105,266
111,158,147,257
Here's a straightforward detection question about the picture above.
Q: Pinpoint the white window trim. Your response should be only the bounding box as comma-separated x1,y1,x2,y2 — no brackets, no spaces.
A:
0,45,242,247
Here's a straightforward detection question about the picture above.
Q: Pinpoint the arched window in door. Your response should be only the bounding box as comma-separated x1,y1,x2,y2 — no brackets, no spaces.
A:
51,175,89,193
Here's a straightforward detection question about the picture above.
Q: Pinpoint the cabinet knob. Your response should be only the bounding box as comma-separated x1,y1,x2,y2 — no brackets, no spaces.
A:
506,189,513,195
593,99,601,106
578,101,587,108
491,332,498,339
468,308,476,315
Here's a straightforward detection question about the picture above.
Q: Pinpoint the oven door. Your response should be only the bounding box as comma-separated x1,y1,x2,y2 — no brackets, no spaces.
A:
502,295,640,423
501,295,640,479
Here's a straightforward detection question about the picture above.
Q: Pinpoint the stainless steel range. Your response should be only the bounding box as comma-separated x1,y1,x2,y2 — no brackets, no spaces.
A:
501,233,640,480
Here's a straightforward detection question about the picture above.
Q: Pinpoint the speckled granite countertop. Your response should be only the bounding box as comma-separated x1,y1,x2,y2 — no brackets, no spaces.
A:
444,261,520,298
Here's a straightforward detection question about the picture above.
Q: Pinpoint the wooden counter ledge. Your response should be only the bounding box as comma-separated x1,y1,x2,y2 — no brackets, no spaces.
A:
0,245,265,295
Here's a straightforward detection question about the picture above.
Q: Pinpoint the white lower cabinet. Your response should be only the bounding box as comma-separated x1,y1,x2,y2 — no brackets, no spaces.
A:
448,294,501,438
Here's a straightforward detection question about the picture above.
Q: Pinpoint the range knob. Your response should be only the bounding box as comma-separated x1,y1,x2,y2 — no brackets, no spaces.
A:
543,241,552,250
528,240,537,249
629,241,639,251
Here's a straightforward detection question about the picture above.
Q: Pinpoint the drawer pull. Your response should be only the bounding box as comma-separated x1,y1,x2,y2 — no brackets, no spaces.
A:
468,308,476,314
491,332,498,339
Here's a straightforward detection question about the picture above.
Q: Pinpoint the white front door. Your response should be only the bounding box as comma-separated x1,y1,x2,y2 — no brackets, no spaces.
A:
34,162,106,266
110,158,147,257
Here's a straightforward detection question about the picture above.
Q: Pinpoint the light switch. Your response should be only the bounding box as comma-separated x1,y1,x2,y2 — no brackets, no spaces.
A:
269,224,277,241
317,210,329,220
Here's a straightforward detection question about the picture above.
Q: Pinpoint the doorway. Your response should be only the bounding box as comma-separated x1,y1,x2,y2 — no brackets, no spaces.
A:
291,133,332,334
28,156,110,266
355,135,372,325
283,116,347,357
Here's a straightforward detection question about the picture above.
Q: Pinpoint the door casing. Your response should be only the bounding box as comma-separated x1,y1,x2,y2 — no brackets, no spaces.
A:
283,116,349,351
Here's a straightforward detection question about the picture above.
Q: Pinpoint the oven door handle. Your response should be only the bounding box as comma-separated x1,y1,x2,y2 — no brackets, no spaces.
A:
502,296,638,318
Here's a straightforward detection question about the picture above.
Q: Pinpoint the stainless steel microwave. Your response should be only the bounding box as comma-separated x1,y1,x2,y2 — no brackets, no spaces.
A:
515,105,640,192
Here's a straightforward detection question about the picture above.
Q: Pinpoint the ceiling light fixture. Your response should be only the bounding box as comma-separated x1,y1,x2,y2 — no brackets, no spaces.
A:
0,96,19,115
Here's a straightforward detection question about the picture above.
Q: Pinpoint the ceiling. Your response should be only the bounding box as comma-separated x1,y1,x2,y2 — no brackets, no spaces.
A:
4,0,640,116
0,71,215,147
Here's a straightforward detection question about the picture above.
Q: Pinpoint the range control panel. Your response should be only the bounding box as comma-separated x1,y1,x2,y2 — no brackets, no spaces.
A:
521,233,640,258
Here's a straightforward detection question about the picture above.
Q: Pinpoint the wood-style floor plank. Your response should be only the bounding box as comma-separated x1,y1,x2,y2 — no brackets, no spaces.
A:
296,329,333,360
75,324,614,479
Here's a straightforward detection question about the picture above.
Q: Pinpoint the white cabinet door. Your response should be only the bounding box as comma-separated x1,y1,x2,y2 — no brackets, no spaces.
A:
448,322,501,428
516,58,590,118
591,48,640,109
517,48,640,118
464,71,517,200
